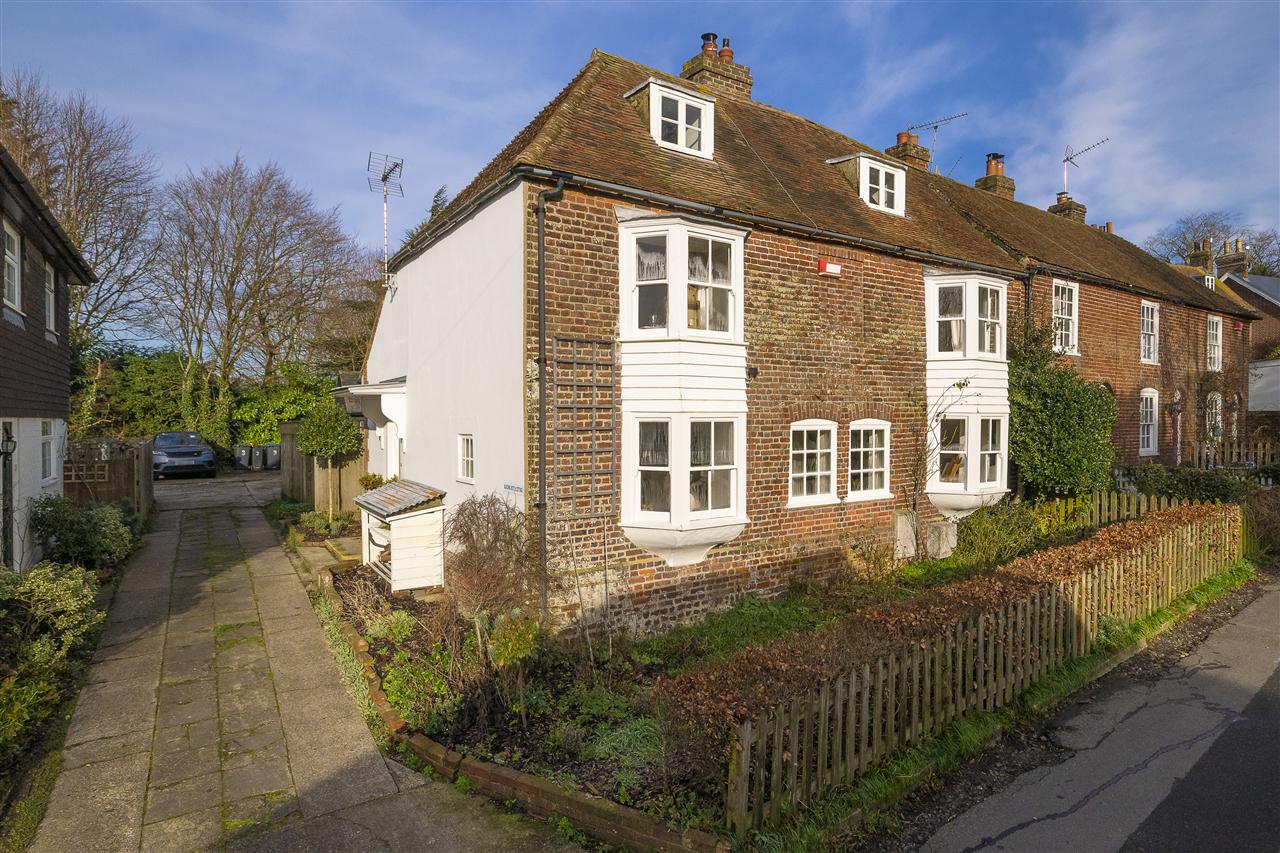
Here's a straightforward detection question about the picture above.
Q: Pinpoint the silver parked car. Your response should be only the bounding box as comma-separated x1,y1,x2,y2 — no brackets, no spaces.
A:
152,432,217,479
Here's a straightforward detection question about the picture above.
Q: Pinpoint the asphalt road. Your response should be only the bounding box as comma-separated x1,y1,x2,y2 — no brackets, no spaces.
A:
922,578,1280,853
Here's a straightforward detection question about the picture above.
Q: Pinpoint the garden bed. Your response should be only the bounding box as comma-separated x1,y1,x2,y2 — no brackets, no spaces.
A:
324,497,1109,836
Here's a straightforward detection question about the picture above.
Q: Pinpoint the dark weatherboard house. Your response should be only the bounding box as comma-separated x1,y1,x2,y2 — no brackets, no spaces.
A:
349,35,1256,630
0,139,95,569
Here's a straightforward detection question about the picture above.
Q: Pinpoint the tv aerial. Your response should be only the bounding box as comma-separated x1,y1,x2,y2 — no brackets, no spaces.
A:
1062,138,1108,194
907,112,968,173
367,152,404,288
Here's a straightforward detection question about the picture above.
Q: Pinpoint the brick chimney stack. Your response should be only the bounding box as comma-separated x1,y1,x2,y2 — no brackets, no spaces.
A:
681,33,753,99
1048,191,1087,223
1216,238,1251,277
1186,238,1214,271
884,130,931,170
973,153,1016,200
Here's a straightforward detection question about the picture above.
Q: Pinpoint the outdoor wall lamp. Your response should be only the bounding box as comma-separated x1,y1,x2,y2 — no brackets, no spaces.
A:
0,429,15,457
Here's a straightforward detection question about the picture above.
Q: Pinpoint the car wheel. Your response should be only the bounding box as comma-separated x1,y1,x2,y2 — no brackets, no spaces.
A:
206,469,218,479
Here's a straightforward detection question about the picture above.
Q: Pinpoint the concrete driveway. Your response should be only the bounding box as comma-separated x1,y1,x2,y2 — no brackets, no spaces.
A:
32,471,575,852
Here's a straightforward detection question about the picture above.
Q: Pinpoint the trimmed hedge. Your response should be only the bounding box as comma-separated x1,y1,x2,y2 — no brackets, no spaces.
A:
1127,462,1255,503
654,504,1237,760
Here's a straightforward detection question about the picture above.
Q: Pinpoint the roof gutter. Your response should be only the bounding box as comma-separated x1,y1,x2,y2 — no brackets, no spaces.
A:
393,165,1025,280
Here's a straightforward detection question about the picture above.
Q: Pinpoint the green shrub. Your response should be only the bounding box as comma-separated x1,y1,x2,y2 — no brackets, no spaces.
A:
955,500,1041,568
1008,323,1116,496
546,720,589,759
1127,463,1255,503
366,610,416,645
0,562,103,777
359,473,396,492
381,645,465,735
298,510,356,538
28,496,135,572
263,498,310,528
587,717,664,769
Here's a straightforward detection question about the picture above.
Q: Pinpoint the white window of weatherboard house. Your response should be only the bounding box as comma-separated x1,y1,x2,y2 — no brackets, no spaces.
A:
1140,301,1160,365
1052,280,1079,355
858,156,907,217
620,220,744,342
3,219,19,312
629,415,745,523
926,277,1006,360
41,420,55,482
44,261,56,333
1139,388,1159,456
1206,315,1223,372
848,419,891,501
643,83,714,160
457,434,474,483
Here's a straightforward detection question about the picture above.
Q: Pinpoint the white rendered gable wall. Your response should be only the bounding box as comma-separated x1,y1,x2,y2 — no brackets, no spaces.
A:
363,184,527,508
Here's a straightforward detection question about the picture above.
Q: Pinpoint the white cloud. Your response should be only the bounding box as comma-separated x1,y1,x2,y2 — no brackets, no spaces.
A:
1009,2,1279,242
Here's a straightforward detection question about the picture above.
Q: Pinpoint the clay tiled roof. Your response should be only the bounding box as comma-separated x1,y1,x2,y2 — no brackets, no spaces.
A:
927,176,1256,318
393,49,1257,321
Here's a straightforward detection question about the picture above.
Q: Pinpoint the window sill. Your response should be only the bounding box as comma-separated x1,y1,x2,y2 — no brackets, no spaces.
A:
653,138,714,161
925,487,1007,520
1138,448,1159,457
1140,359,1159,366
44,330,58,345
1053,347,1081,358
843,489,894,504
863,201,905,218
3,305,24,329
926,351,1007,363
787,494,840,510
456,477,475,485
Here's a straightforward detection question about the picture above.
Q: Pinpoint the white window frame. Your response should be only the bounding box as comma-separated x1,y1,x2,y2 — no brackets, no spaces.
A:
618,218,745,343
40,420,56,483
456,433,474,483
1206,315,1222,372
847,419,891,501
979,417,1003,486
645,82,714,160
1205,391,1223,439
1140,301,1160,365
43,261,56,333
928,414,1008,494
788,419,838,508
688,419,738,519
622,413,746,528
1052,279,1079,355
3,219,20,312
857,155,906,217
1139,388,1159,456
925,274,1007,361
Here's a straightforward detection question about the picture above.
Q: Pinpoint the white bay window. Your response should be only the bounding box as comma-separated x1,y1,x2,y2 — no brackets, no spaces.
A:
620,219,744,341
926,275,1006,360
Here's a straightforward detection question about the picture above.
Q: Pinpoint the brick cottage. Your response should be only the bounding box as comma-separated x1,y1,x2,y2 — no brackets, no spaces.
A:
351,36,1256,629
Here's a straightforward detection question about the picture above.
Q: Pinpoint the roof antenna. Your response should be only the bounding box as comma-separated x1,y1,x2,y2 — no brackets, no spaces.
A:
367,152,404,289
908,112,968,173
945,157,963,178
1062,138,1108,194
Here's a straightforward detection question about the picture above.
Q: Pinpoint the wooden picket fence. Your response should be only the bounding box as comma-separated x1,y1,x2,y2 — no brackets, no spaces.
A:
1035,490,1192,530
1190,439,1278,472
724,505,1245,837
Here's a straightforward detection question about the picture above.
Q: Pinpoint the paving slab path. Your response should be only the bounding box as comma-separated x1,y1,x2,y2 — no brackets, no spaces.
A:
32,473,575,853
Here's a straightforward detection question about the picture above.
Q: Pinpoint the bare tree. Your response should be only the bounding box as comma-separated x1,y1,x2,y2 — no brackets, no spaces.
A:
148,156,360,442
305,250,383,375
0,69,159,346
1142,209,1280,275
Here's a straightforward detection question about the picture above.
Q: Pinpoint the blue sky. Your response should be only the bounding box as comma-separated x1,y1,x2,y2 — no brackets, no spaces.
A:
2,0,1277,253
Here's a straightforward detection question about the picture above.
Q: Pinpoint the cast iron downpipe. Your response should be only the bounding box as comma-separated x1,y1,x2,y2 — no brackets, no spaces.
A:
536,179,565,623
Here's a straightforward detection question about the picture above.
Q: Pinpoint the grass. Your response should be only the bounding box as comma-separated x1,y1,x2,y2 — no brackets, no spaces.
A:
0,699,73,853
749,558,1260,853
263,498,310,529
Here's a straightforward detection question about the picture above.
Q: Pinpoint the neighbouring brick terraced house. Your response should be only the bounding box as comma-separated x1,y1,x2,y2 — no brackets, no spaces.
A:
352,37,1257,629
0,140,95,569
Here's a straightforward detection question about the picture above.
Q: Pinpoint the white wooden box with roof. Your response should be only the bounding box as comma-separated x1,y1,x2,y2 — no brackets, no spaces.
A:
355,479,446,592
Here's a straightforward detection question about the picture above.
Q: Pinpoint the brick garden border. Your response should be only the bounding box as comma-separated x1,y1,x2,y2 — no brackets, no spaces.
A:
315,567,728,853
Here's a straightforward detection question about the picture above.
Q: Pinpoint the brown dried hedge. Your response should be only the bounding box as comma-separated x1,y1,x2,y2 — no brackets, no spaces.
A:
654,504,1238,755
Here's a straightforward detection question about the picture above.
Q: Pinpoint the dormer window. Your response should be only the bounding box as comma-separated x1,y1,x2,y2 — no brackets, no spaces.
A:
1203,275,1215,290
859,156,906,216
641,82,715,160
